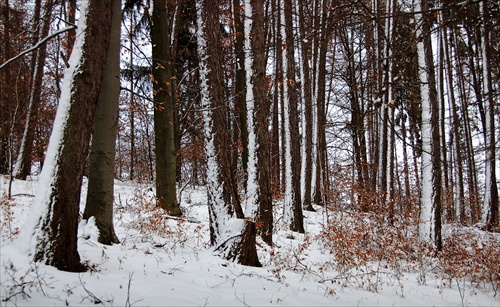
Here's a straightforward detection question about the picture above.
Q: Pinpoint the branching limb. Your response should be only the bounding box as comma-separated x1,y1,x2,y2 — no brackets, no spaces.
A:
0,26,77,70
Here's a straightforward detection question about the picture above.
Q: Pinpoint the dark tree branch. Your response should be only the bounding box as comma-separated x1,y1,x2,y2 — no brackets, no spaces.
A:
0,26,77,70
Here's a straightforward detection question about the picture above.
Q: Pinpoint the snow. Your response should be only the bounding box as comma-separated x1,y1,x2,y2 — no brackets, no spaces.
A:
1,177,499,306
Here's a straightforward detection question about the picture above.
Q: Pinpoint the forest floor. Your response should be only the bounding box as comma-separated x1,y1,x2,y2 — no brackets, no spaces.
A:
1,176,499,306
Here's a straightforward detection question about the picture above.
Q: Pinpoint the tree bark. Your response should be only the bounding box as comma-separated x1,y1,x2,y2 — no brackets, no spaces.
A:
151,0,180,216
244,0,273,247
83,0,121,245
14,0,56,179
25,0,114,272
281,0,304,233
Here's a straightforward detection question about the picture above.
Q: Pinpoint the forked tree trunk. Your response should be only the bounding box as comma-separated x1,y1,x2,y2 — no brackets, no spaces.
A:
22,0,114,272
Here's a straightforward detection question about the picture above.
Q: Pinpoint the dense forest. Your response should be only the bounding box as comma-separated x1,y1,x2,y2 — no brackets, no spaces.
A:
0,0,498,281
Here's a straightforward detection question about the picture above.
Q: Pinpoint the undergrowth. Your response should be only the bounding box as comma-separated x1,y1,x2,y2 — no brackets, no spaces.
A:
316,209,499,296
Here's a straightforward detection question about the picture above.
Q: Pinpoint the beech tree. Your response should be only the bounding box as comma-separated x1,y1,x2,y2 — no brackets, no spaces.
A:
20,0,115,272
82,0,122,245
151,0,180,215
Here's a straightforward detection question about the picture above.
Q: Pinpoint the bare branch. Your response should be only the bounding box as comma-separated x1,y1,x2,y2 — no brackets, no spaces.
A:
0,26,77,70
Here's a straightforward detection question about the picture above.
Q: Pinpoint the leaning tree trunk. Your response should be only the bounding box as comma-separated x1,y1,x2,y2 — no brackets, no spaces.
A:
21,0,114,272
83,0,121,245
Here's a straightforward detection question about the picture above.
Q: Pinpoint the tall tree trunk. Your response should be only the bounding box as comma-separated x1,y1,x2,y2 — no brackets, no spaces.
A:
244,0,273,247
21,0,114,272
83,0,121,245
14,0,56,179
312,0,333,207
233,0,248,176
415,0,442,250
444,26,465,225
271,0,281,194
281,0,304,233
480,0,499,231
196,0,253,265
0,0,12,174
151,0,180,216
297,0,314,212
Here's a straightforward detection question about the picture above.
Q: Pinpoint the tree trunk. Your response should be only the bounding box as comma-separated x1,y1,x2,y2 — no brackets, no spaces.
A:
196,0,245,250
14,0,56,179
0,0,12,174
22,0,114,272
233,0,248,176
83,0,121,245
415,0,442,250
281,0,304,233
297,0,314,212
480,0,499,231
244,0,273,246
151,0,180,216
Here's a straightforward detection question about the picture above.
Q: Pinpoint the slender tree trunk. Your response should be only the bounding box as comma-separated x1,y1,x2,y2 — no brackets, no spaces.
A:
444,27,465,224
83,0,121,245
233,0,248,176
0,0,12,174
245,0,273,247
297,0,314,212
480,0,499,231
22,0,114,272
151,0,180,215
272,0,283,194
415,0,442,250
14,0,56,179
281,0,304,233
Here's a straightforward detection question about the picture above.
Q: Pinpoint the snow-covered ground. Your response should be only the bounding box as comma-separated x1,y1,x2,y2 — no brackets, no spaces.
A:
1,176,499,306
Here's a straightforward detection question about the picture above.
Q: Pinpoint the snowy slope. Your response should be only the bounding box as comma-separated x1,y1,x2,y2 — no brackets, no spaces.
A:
1,176,499,306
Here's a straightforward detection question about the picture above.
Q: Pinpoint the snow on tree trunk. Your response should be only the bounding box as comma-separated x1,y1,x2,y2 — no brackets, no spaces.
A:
415,0,442,249
479,0,499,231
18,0,114,272
196,0,236,246
243,0,259,220
243,0,273,248
197,0,259,266
280,0,304,233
